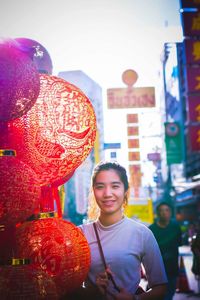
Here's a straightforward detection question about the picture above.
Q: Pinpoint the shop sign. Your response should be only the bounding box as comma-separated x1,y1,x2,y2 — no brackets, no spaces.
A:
184,39,200,65
107,87,155,109
128,139,140,149
127,126,139,136
125,199,154,224
129,164,142,187
127,113,138,123
180,0,200,9
147,152,161,161
103,142,121,149
188,125,200,151
186,66,200,93
165,122,183,164
187,94,200,122
128,151,140,161
181,11,200,37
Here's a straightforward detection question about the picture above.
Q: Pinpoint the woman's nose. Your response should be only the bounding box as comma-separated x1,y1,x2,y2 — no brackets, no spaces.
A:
103,186,112,196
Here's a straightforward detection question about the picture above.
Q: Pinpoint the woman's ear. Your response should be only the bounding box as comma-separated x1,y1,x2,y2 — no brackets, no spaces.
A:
123,191,129,207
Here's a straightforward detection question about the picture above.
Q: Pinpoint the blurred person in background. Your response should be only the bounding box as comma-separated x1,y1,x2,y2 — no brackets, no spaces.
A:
191,225,200,278
149,202,182,300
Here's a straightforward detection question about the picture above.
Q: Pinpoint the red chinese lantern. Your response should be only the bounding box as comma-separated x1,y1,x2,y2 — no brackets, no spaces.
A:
0,259,58,299
15,37,53,75
0,155,41,226
16,216,91,297
0,38,40,121
8,74,96,186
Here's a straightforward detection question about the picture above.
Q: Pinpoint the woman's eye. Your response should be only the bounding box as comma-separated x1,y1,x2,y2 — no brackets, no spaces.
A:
95,185,104,189
112,185,119,189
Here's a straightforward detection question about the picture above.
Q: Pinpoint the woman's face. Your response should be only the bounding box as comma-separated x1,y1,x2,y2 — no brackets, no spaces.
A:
93,169,126,216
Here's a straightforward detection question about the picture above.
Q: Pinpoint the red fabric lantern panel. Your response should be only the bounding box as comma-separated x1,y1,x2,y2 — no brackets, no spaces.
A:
9,74,96,186
0,263,58,299
0,156,41,226
0,225,17,262
16,217,91,297
0,38,40,121
15,37,53,75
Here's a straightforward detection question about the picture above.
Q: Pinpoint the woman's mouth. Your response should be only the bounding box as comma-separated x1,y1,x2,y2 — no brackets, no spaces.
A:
102,200,115,207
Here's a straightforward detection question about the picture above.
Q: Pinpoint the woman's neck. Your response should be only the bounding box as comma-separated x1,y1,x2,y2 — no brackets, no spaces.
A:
99,212,124,227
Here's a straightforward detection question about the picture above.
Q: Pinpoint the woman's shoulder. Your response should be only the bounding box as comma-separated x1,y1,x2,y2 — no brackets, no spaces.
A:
79,220,95,234
124,217,152,234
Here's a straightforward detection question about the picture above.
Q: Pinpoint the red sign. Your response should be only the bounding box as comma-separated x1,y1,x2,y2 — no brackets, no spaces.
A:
188,125,200,151
128,152,140,161
181,11,200,37
127,113,138,123
184,39,200,64
180,0,200,9
128,139,140,149
127,126,139,136
187,95,200,122
129,164,142,187
107,87,155,109
186,66,200,92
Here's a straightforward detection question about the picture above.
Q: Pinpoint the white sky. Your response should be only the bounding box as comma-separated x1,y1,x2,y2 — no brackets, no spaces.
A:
0,0,183,187
0,0,182,88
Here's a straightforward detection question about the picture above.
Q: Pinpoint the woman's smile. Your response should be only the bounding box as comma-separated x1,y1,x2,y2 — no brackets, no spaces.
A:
93,169,126,218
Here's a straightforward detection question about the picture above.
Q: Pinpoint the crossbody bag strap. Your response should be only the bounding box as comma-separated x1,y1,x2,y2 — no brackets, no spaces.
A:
93,223,120,292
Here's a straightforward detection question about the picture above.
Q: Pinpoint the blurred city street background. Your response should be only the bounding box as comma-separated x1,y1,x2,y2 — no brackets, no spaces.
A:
1,0,200,299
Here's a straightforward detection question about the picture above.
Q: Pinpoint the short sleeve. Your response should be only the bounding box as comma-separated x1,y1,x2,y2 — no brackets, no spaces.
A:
142,228,168,288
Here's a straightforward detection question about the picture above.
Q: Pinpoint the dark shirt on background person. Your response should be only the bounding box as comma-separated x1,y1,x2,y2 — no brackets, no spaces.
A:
149,202,182,300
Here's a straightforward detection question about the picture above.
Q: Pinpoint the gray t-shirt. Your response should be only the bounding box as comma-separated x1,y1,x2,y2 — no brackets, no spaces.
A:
80,216,167,296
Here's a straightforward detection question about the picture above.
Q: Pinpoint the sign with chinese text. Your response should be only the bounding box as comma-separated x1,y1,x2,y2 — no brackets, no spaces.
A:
128,139,140,149
127,126,139,136
125,199,154,224
180,0,200,9
127,113,138,123
128,152,140,161
187,94,200,122
107,87,155,109
184,39,200,65
129,164,142,187
165,122,183,164
186,66,200,92
188,125,200,151
181,11,200,37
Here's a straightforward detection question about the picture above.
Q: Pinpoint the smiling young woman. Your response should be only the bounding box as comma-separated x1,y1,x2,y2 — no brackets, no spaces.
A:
77,161,167,300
